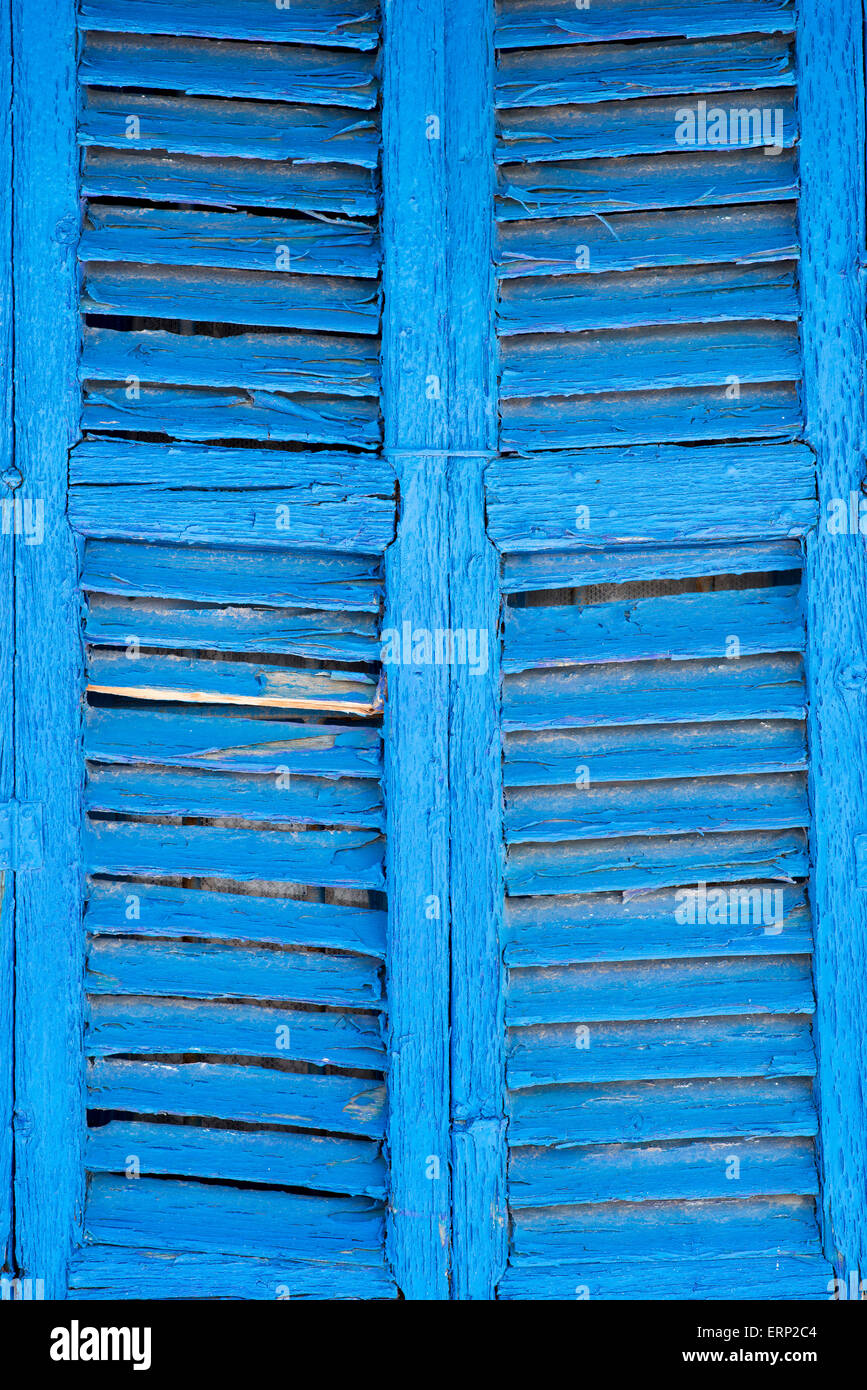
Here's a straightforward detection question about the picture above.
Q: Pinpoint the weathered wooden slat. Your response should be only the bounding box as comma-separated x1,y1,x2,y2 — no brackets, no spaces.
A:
87,996,384,1069
82,539,383,612
84,1174,385,1261
505,772,807,843
85,764,384,829
85,706,382,777
497,91,796,164
86,1120,386,1197
499,262,797,335
83,334,375,405
80,32,378,107
495,0,796,49
81,205,380,278
506,1015,815,1089
501,381,800,452
487,442,816,550
503,654,806,732
86,881,387,957
497,91,794,162
500,322,799,398
85,820,385,889
497,36,794,107
82,327,379,397
509,1136,817,1208
507,1076,817,1147
510,1195,822,1264
504,720,806,788
82,148,377,216
80,90,379,168
506,827,808,897
87,938,382,1007
83,264,381,333
70,446,396,553
503,883,812,966
505,586,803,672
497,202,798,279
507,955,813,1028
80,384,381,449
79,0,380,48
497,147,797,219
88,1059,386,1137
70,437,395,492
498,1253,829,1301
69,1245,397,1300
502,540,804,592
86,650,381,715
84,593,380,663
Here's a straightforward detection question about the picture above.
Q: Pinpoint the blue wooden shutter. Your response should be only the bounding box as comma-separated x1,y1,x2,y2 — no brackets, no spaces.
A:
475,0,865,1300
6,0,867,1302
10,0,406,1300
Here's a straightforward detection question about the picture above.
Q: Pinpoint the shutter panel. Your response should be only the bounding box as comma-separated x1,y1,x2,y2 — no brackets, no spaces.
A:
485,0,833,1299
8,0,867,1303
63,0,397,1299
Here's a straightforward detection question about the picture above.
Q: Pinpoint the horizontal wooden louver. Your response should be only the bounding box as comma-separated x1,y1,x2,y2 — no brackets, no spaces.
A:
488,0,830,1300
66,0,397,1300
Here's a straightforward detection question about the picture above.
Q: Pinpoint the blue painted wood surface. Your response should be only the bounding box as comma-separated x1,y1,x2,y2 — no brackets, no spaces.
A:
798,0,867,1282
11,0,85,1296
4,0,865,1303
443,0,508,1301
380,0,452,1299
0,0,12,1273
80,0,380,47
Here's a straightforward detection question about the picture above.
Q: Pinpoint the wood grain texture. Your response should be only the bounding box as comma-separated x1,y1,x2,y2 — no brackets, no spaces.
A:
498,1253,829,1301
798,0,867,1280
88,1060,386,1137
503,883,811,966
81,539,384,611
496,36,794,107
508,1076,818,1148
502,539,803,591
380,0,452,1299
496,90,796,164
82,147,378,216
86,649,381,715
509,1137,818,1207
504,652,806,732
79,89,380,167
79,31,379,105
85,880,386,956
11,0,85,1296
504,585,804,671
497,146,797,220
80,204,381,278
86,997,385,1070
445,0,507,1301
86,937,384,1007
69,1244,397,1299
494,0,796,48
488,444,815,550
84,820,385,889
84,262,381,330
86,1121,387,1197
85,705,382,777
79,0,380,48
498,202,798,278
0,0,12,1272
507,1015,816,1089
83,1174,387,1261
